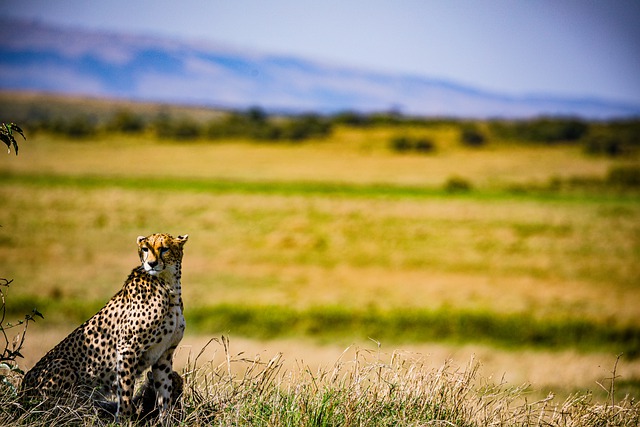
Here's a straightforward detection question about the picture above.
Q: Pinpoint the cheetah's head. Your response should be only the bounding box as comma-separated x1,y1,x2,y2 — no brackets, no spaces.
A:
137,233,189,276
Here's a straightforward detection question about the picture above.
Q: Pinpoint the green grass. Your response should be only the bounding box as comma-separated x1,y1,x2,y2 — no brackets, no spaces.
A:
188,305,640,355
2,169,639,202
2,170,464,198
8,293,639,355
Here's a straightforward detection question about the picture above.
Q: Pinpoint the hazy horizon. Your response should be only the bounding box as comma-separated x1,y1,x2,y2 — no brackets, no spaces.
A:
1,0,639,106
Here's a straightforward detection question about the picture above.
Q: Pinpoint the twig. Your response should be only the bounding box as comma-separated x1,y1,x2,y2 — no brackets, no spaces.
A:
610,353,623,408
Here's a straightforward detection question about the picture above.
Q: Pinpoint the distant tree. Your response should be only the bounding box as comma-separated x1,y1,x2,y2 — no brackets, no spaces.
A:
280,114,332,141
207,108,274,140
63,115,98,139
108,109,146,133
444,176,473,193
390,136,412,153
154,112,202,140
332,111,370,127
389,135,436,154
583,119,640,157
370,111,403,126
206,109,332,142
489,117,588,144
460,125,486,147
528,117,588,142
153,111,174,139
584,134,625,157
414,138,436,153
171,118,202,140
607,165,640,188
246,106,268,124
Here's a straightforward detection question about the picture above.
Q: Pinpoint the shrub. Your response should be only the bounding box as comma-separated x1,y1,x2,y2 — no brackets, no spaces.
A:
280,114,332,141
207,112,249,139
389,135,436,154
331,111,370,127
1,280,43,382
390,136,412,153
245,106,267,124
607,165,640,188
155,114,202,140
584,120,640,157
584,134,626,157
207,109,331,142
171,118,201,140
107,109,146,133
489,117,589,144
62,115,98,139
444,176,473,193
460,125,486,147
414,138,436,153
369,111,403,126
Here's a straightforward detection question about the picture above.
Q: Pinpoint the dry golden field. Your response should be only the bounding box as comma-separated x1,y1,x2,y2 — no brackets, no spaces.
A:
2,114,640,405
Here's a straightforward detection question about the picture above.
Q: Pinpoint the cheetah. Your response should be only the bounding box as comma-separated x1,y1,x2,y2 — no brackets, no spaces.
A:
22,233,189,420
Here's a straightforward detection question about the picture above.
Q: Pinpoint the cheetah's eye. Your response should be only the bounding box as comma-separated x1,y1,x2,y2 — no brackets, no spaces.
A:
160,247,170,254
141,247,149,253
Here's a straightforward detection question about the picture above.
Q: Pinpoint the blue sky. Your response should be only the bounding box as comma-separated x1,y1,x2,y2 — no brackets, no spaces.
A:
2,0,639,105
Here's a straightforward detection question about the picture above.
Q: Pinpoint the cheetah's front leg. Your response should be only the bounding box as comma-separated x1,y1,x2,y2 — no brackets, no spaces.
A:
116,347,138,419
151,345,178,415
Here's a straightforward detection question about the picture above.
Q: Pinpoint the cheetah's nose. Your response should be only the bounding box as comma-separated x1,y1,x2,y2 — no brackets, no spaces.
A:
148,260,158,268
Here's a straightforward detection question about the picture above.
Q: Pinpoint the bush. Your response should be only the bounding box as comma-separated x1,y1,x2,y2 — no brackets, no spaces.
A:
389,135,436,154
331,111,370,127
59,115,98,139
584,134,626,157
1,280,43,394
107,109,146,133
207,112,247,139
460,125,486,147
584,120,640,157
155,114,202,140
171,118,201,140
607,165,640,188
279,114,332,141
208,107,280,140
390,136,412,153
414,138,435,153
207,109,331,142
444,176,473,193
369,111,404,126
489,117,588,144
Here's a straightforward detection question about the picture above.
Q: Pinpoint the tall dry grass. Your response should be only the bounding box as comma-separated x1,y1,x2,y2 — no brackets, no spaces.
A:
2,337,638,426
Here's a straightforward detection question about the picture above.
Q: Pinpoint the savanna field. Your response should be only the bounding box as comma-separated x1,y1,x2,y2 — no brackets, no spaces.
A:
1,92,640,425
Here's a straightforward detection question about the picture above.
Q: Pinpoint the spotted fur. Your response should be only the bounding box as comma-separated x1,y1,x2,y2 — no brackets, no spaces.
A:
22,233,189,419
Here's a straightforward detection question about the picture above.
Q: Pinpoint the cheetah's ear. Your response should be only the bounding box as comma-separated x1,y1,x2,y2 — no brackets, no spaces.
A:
176,234,189,246
137,235,147,245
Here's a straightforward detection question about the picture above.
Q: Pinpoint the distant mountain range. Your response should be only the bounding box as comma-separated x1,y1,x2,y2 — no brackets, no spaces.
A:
1,19,639,119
